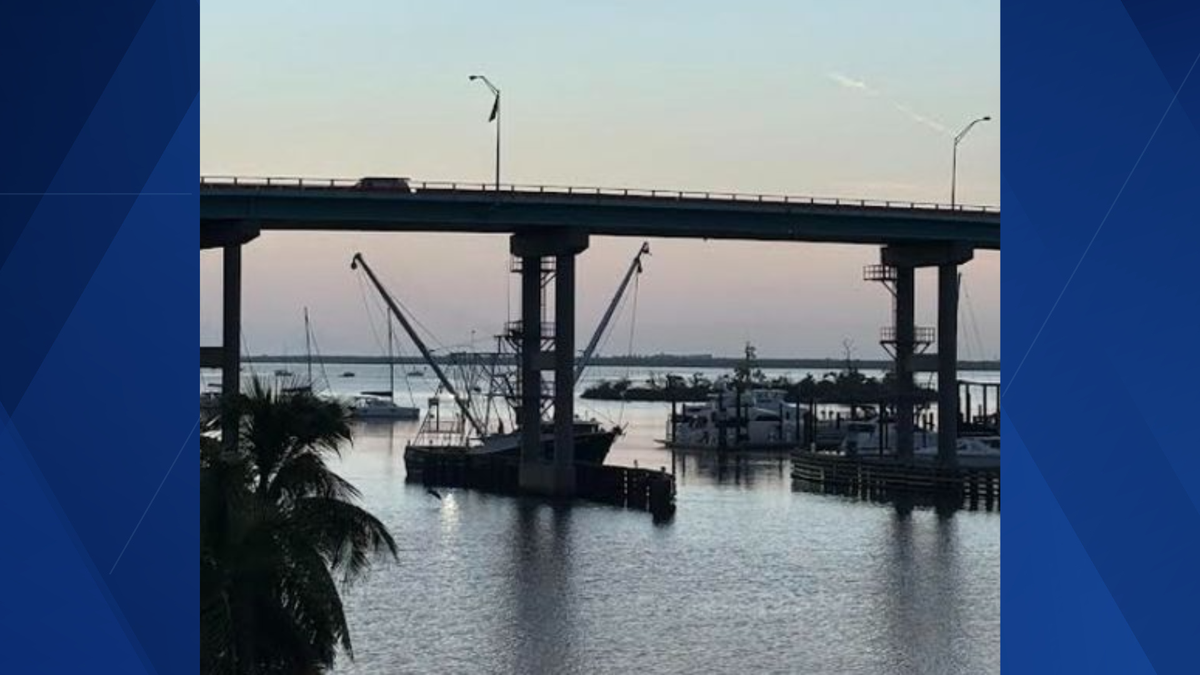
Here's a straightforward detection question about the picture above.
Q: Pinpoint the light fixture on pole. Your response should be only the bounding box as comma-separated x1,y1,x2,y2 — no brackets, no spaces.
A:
469,74,501,191
951,115,991,208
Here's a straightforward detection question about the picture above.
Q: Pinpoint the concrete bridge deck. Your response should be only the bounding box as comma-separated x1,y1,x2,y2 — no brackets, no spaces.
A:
199,177,1000,249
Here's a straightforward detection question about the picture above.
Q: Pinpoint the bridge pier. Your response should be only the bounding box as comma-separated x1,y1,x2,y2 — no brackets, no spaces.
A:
511,230,589,497
937,262,960,467
201,220,258,452
894,265,915,460
880,243,974,467
221,245,242,451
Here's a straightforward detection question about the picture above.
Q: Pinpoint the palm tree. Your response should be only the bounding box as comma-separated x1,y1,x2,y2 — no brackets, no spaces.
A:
201,378,397,675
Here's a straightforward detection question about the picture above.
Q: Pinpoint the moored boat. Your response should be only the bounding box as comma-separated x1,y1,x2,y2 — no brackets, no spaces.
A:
404,419,620,477
348,394,420,420
839,418,937,456
913,435,999,468
347,303,421,421
660,386,805,450
839,421,996,468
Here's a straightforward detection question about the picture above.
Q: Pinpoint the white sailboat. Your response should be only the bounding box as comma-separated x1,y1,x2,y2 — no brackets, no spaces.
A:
350,310,420,420
281,308,319,395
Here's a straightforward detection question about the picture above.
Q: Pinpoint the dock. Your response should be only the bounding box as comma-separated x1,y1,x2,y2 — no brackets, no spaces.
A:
407,454,677,521
790,450,999,512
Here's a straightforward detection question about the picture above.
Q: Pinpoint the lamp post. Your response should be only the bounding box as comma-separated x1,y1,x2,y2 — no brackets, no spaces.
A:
951,115,991,208
469,74,501,191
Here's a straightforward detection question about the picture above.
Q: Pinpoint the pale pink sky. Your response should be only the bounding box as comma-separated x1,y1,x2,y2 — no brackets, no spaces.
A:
200,234,998,360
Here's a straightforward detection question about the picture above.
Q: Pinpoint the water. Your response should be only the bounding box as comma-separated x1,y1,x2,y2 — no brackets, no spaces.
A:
203,363,1002,431
208,364,1001,674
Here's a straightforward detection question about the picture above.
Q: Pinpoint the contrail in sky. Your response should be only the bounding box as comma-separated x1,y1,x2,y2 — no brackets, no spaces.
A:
826,72,949,135
828,72,870,91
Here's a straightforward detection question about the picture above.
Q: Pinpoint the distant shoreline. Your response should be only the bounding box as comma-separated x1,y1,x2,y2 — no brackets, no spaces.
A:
236,354,1001,372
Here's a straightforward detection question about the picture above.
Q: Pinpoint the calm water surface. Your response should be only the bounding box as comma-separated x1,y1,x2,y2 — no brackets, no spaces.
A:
212,365,1000,674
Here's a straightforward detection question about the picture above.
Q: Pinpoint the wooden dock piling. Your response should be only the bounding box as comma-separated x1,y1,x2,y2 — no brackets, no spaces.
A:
407,454,676,520
791,450,999,512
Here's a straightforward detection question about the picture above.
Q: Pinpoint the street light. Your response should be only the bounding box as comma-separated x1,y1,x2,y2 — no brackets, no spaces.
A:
469,74,501,191
951,115,991,208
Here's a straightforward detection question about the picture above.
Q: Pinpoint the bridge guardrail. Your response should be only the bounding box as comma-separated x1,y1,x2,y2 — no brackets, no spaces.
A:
199,176,999,214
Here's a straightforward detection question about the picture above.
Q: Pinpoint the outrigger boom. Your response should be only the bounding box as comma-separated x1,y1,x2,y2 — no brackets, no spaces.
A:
351,253,487,438
574,241,649,385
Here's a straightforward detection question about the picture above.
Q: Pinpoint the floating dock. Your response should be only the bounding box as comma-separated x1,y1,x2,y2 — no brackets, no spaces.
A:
790,450,999,512
407,454,677,521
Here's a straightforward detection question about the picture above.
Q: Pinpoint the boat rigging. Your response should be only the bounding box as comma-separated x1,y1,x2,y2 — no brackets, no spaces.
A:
351,253,486,437
575,242,650,385
349,241,651,476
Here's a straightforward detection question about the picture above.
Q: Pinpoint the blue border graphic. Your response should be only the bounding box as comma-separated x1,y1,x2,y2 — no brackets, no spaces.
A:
1004,0,1200,672
0,1,198,672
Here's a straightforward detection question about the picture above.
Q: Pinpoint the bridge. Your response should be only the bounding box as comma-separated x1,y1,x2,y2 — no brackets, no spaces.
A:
199,176,999,249
200,175,1000,496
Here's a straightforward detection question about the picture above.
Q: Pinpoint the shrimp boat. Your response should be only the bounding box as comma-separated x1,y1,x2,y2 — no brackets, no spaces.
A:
350,243,649,478
407,393,619,469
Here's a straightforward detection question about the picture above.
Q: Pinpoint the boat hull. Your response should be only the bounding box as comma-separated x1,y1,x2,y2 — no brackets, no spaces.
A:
351,407,421,421
404,428,619,478
656,439,798,452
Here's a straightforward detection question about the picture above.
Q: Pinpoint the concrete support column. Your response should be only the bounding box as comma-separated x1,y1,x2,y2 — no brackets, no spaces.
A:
221,244,242,452
937,263,959,468
894,265,915,460
511,231,588,497
553,253,577,493
519,254,543,465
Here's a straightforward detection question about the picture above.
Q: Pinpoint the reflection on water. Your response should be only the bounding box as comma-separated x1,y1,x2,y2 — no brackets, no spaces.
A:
506,502,580,675
258,366,1001,674
670,449,791,490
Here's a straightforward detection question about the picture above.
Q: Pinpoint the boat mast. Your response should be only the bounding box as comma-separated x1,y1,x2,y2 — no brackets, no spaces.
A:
304,307,312,384
574,241,650,384
387,312,395,400
484,335,498,429
351,253,486,438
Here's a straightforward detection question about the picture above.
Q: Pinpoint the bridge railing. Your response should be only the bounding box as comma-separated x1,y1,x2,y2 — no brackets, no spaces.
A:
199,176,999,214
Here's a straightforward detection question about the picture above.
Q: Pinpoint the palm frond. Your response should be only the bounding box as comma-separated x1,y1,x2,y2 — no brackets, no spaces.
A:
268,450,361,505
291,497,398,585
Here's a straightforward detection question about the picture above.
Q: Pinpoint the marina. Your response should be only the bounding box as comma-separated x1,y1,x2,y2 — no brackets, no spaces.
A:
203,233,999,517
204,360,999,505
314,403,999,674
203,229,999,512
201,241,1000,672
197,360,999,670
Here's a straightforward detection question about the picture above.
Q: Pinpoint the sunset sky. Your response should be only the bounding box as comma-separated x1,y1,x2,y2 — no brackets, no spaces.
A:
200,0,1000,359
